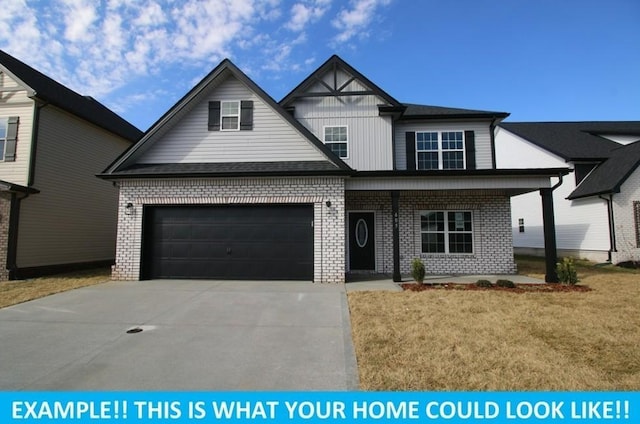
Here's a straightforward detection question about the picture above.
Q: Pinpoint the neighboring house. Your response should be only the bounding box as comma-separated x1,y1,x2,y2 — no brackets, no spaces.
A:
100,55,567,283
496,122,640,264
0,50,142,280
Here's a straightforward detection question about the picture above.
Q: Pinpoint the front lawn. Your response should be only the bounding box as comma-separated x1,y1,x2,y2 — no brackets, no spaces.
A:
347,256,640,390
0,268,111,309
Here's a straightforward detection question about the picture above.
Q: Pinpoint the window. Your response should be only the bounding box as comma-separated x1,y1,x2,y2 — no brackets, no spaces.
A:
221,101,240,130
421,211,473,254
324,126,348,158
0,118,6,161
416,131,465,170
518,218,525,233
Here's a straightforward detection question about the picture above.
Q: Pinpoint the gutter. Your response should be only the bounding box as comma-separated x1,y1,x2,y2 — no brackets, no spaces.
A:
598,194,616,262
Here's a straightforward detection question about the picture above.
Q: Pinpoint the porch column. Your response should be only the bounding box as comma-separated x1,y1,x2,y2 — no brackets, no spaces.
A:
391,190,401,282
540,188,559,283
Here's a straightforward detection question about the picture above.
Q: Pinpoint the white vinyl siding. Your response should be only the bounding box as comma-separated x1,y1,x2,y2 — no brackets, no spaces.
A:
288,69,394,171
612,165,640,263
0,72,35,186
139,76,327,163
396,121,492,170
16,106,130,267
495,127,611,256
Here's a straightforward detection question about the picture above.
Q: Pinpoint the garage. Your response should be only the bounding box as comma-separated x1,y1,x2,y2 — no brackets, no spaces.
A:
142,204,314,280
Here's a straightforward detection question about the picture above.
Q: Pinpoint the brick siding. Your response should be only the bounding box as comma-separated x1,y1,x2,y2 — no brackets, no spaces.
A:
112,177,345,283
0,194,11,280
346,190,517,275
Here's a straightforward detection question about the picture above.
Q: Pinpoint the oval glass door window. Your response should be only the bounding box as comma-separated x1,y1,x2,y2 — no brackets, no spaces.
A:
355,218,369,248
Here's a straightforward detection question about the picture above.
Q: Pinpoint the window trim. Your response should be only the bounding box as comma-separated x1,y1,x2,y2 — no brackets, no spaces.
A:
415,130,466,170
220,100,240,131
420,210,474,254
323,125,349,159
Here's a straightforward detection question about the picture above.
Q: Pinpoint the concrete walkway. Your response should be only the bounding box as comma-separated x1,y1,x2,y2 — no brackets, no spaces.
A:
0,280,358,391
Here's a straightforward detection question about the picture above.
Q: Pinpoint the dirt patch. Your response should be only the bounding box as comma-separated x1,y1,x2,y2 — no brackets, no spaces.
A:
401,282,592,293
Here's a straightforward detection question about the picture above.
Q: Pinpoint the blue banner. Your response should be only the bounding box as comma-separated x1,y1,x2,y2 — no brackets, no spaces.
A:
1,392,637,423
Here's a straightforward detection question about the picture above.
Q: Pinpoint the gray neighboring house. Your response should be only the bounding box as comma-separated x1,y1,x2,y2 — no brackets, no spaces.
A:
100,55,567,283
0,50,142,280
496,122,640,264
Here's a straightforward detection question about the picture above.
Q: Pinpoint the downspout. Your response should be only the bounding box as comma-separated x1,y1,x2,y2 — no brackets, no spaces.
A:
598,194,616,262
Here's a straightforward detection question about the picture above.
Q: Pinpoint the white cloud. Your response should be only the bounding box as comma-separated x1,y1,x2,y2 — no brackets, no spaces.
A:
332,0,391,44
286,0,331,32
0,0,392,128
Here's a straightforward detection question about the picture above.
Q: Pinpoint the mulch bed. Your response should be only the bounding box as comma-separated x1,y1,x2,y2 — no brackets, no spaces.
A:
401,283,592,293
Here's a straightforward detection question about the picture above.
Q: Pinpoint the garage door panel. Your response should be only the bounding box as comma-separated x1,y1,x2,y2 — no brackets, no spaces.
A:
143,205,313,280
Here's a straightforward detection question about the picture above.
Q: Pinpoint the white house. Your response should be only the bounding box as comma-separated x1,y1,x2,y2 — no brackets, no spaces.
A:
0,50,142,279
496,122,640,264
100,56,568,283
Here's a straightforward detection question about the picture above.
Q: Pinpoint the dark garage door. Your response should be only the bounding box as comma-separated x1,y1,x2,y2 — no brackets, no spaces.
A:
142,205,313,280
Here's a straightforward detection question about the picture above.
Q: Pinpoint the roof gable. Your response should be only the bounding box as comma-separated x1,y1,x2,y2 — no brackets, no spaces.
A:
499,122,624,161
569,140,640,199
0,49,141,141
104,59,350,176
280,55,402,107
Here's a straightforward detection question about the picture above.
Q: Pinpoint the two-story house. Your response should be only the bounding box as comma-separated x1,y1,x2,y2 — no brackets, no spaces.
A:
100,55,568,283
496,122,640,265
0,50,142,280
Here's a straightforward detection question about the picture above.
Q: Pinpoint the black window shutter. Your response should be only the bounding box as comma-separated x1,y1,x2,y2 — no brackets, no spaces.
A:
405,132,416,171
208,101,221,131
5,116,19,162
464,130,476,170
240,100,253,130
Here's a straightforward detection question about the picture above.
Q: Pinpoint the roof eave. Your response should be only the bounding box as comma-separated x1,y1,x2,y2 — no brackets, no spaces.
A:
399,113,510,121
352,167,571,178
97,169,354,180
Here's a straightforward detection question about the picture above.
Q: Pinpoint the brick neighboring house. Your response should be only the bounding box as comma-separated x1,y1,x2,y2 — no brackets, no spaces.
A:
496,122,640,264
0,50,142,280
100,55,568,283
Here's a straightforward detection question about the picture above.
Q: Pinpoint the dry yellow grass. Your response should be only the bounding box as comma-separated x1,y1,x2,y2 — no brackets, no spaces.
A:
0,268,111,309
348,257,640,390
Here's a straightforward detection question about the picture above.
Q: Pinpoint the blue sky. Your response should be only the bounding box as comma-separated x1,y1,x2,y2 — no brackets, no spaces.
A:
1,0,639,131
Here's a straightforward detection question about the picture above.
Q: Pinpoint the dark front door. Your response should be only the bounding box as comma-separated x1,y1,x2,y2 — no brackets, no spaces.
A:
349,212,375,270
142,204,313,280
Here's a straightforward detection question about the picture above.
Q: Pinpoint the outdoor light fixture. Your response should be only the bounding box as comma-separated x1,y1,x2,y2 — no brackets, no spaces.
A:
125,202,134,215
326,201,332,207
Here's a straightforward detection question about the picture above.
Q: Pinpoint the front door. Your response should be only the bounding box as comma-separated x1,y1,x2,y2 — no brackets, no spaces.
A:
349,212,375,270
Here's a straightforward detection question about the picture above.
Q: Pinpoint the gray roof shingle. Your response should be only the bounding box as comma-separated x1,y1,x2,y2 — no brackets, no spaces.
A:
0,49,142,141
401,103,509,120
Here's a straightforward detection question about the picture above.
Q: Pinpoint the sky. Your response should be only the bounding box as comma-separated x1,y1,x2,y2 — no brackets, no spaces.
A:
1,0,639,131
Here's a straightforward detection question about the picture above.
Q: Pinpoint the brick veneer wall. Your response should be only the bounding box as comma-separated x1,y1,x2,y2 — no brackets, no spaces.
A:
346,190,517,275
112,177,345,283
0,194,11,280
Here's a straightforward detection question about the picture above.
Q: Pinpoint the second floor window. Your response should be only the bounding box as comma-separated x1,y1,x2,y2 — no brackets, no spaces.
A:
221,101,240,130
324,125,348,158
416,131,465,170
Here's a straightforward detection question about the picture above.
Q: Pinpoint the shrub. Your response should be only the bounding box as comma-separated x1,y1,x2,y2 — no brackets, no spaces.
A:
411,258,426,284
496,279,516,288
557,257,579,285
475,279,493,288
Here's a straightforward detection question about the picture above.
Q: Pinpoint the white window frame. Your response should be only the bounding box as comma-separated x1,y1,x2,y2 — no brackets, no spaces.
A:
0,118,7,161
323,125,348,159
420,210,474,254
415,131,466,170
220,100,240,131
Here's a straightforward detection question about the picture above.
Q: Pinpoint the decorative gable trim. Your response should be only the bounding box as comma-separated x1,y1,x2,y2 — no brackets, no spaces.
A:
280,55,403,108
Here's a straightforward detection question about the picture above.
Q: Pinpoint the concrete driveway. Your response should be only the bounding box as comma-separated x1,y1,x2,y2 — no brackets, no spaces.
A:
0,280,359,390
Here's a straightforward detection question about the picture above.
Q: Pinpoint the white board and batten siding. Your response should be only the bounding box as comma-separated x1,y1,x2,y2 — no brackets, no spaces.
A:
139,76,327,164
16,106,131,268
293,95,393,171
0,71,35,186
394,121,493,170
495,127,610,259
